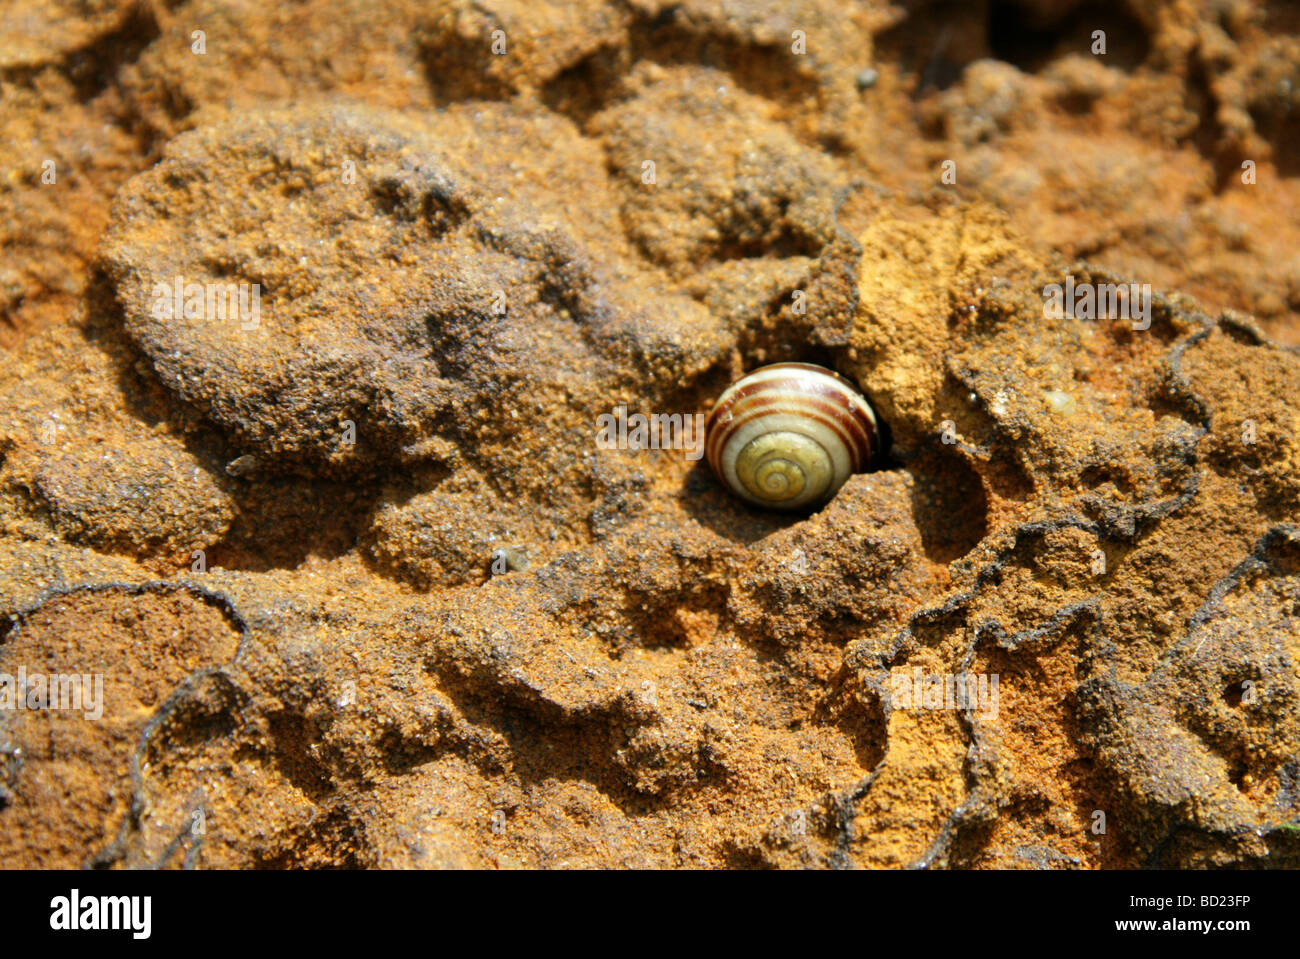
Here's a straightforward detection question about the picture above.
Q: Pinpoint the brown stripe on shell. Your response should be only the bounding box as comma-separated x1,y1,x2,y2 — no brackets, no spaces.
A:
709,393,872,471
707,382,873,468
727,377,877,455
715,372,871,423
708,375,875,462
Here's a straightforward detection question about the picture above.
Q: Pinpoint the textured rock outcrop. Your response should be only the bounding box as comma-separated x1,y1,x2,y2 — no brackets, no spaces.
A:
1,0,1298,869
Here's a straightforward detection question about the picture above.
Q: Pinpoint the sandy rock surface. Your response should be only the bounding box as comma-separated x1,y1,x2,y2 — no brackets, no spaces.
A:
1,0,1298,868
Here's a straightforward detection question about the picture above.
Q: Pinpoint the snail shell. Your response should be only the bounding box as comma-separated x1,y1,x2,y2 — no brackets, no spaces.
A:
705,362,878,511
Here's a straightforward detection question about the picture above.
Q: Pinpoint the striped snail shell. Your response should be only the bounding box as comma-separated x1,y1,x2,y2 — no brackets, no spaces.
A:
705,363,878,511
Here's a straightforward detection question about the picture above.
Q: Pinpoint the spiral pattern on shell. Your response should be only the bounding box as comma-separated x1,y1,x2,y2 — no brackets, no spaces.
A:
705,363,878,511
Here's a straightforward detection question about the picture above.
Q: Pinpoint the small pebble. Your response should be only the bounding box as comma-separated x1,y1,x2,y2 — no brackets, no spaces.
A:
856,67,879,91
490,546,529,575
225,454,258,477
1044,390,1077,417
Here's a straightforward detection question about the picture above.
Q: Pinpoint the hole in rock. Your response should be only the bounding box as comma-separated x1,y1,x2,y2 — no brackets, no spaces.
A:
1223,681,1246,708
987,0,1151,74
907,448,989,564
